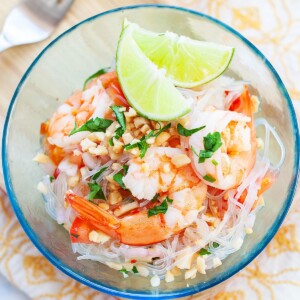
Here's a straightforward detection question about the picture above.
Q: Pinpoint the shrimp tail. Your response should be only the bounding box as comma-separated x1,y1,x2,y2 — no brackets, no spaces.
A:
65,191,121,240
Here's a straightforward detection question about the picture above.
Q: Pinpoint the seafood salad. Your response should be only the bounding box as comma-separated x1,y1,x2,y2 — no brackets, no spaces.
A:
35,21,285,286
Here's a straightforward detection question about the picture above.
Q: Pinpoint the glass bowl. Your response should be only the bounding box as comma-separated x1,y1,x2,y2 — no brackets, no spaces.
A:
2,4,299,299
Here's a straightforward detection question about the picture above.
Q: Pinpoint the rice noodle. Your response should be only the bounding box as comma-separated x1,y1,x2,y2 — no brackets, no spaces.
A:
37,73,285,280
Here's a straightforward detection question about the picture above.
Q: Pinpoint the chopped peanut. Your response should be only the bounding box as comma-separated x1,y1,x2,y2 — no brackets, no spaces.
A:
140,124,150,134
134,117,148,128
251,95,260,113
155,132,170,146
112,139,124,154
196,256,206,274
33,153,51,164
213,257,222,268
68,174,80,188
170,266,181,276
73,149,81,156
165,270,175,283
80,138,97,152
108,146,122,160
185,267,197,280
124,107,137,117
114,201,139,217
122,132,134,144
175,246,194,269
136,265,150,277
89,230,110,244
106,262,123,270
146,137,155,144
108,190,122,205
245,227,253,234
88,132,105,143
112,163,122,171
37,182,48,194
98,203,109,210
96,145,109,156
171,154,191,168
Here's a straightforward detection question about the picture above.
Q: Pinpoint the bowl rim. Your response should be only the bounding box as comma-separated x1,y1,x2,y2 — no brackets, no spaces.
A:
2,4,300,299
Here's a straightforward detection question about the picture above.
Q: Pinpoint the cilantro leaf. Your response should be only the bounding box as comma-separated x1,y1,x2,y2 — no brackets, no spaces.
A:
199,248,211,255
132,266,138,274
69,118,113,136
177,123,206,137
149,123,171,138
148,199,169,217
113,172,126,190
203,174,216,183
203,132,222,152
87,182,106,201
166,196,173,204
83,67,109,90
91,166,108,181
119,267,129,275
123,164,129,174
151,193,159,202
110,105,126,140
213,242,220,248
49,176,54,183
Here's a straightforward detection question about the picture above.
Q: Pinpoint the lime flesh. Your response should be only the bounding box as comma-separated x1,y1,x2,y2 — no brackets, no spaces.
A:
116,24,191,121
133,26,235,88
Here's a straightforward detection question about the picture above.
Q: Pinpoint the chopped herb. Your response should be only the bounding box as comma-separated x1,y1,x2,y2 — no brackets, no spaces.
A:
123,164,129,174
113,172,126,190
148,199,168,217
166,196,173,204
60,223,65,226
83,67,109,90
132,266,138,274
109,137,114,146
49,176,54,182
91,166,108,181
191,145,199,157
191,131,223,163
212,159,218,166
119,267,129,275
151,193,159,202
149,123,171,138
198,150,214,163
199,248,211,256
124,123,171,158
87,182,106,201
70,233,79,238
69,118,113,136
203,174,216,183
177,123,206,137
203,132,222,152
213,242,220,248
110,105,126,140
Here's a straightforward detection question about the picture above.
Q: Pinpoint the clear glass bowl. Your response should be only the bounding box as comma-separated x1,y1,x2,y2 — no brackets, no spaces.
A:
2,4,299,299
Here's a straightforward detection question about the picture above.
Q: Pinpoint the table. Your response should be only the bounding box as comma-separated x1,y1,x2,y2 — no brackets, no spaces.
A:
1,0,300,299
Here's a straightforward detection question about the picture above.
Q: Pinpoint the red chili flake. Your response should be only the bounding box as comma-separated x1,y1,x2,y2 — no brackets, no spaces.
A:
130,259,137,264
53,168,60,179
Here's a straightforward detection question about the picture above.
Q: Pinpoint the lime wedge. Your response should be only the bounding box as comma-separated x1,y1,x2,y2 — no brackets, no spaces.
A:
116,23,191,121
132,23,234,88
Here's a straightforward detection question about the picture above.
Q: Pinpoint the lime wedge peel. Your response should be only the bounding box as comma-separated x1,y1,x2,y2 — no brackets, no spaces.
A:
131,22,235,88
116,23,191,121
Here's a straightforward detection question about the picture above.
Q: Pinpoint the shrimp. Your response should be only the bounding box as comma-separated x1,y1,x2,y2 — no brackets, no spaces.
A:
66,147,207,245
66,183,206,246
122,147,200,200
46,82,113,149
189,86,256,190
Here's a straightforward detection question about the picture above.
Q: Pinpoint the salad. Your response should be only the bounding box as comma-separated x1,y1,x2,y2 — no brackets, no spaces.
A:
34,21,285,286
